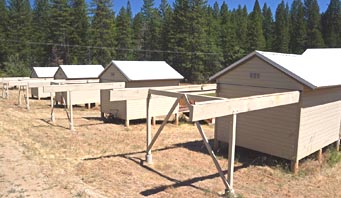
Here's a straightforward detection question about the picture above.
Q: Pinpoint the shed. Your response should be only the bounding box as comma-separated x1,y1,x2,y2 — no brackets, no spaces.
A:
31,67,58,79
54,65,104,105
30,67,59,99
99,60,184,126
210,48,341,171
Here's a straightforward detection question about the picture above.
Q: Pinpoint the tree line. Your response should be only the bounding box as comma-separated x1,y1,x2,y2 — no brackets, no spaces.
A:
0,0,340,82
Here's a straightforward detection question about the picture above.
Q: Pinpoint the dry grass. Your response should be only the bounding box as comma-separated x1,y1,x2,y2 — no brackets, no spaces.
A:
0,89,341,198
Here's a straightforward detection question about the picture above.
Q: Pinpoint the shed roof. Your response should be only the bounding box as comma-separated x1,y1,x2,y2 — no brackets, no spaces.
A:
102,61,184,81
58,65,104,79
32,67,58,78
210,48,341,89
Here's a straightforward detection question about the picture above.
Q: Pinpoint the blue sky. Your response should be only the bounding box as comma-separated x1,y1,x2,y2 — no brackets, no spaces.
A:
114,0,329,15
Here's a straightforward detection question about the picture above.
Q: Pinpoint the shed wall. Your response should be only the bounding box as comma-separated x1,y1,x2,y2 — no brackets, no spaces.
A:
215,84,299,160
216,56,304,90
100,90,127,119
54,69,66,79
100,64,128,82
297,87,341,160
126,80,180,88
31,71,38,78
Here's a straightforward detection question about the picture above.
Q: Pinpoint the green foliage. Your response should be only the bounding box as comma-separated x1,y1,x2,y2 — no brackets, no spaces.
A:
304,0,325,47
290,0,307,53
0,0,340,81
325,148,341,167
3,54,31,77
273,1,290,53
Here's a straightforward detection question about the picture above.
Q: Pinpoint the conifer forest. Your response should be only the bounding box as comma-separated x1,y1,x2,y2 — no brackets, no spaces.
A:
0,0,340,82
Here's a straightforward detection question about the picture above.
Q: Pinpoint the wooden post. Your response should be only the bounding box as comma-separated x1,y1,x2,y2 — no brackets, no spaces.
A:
125,119,130,127
146,93,152,164
87,103,91,109
101,112,105,119
18,85,22,105
336,139,340,152
50,92,55,123
317,149,323,162
291,160,299,174
227,112,237,194
175,113,179,126
152,116,156,126
26,85,30,110
69,91,74,131
66,91,70,109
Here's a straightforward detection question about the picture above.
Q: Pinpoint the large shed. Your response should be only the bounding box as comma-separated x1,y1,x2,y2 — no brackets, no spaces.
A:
30,67,59,99
54,65,104,105
210,49,341,170
99,60,184,126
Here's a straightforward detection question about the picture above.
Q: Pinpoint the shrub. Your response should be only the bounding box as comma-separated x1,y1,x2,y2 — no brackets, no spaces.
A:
325,148,341,167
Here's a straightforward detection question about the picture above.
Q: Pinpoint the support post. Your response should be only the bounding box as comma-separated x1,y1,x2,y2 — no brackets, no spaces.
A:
125,119,130,127
69,91,74,131
18,85,22,105
336,139,340,152
175,113,179,126
152,116,156,126
66,91,70,109
146,96,181,154
317,149,323,162
291,160,299,174
25,85,30,110
146,93,152,164
50,92,55,123
227,112,237,194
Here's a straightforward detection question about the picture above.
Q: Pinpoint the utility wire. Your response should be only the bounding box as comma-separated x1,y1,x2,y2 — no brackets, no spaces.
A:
1,39,222,56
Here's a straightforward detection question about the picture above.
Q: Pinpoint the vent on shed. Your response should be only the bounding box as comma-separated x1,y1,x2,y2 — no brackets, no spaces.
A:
250,72,260,79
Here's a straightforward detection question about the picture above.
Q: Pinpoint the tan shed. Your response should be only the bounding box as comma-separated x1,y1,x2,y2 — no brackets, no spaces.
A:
30,67,58,99
54,65,104,105
99,60,184,126
210,49,341,170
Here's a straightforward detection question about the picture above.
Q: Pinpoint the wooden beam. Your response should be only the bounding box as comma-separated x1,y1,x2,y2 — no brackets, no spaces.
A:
195,122,231,190
190,91,300,121
43,82,125,93
146,93,152,163
149,89,184,99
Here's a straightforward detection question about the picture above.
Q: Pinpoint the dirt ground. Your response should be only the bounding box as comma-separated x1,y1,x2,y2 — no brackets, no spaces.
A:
0,89,341,198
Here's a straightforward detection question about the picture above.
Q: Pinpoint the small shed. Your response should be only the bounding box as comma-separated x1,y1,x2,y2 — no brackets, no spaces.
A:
30,67,59,99
54,65,104,105
99,60,184,126
30,67,58,79
210,48,341,170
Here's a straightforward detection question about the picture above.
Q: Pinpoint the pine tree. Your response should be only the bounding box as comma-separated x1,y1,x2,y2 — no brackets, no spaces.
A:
49,0,71,65
7,0,32,62
273,1,290,52
232,5,248,53
89,0,116,65
116,5,133,60
159,0,173,60
304,0,325,48
140,0,162,60
204,2,222,78
262,3,274,51
0,0,8,67
32,0,50,66
132,13,144,60
69,0,89,64
220,2,241,65
321,0,341,47
247,0,266,51
290,0,307,53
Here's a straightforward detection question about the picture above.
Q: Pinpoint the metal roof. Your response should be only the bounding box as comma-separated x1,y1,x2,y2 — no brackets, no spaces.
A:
58,65,104,79
106,61,184,81
210,48,341,89
32,67,58,78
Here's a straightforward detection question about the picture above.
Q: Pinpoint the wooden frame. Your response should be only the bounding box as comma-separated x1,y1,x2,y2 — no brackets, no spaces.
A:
43,82,125,130
145,89,299,195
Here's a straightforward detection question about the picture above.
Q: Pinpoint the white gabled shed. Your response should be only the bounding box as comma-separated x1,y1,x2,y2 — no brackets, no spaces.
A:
30,67,59,99
99,60,184,126
53,65,104,105
210,48,341,171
